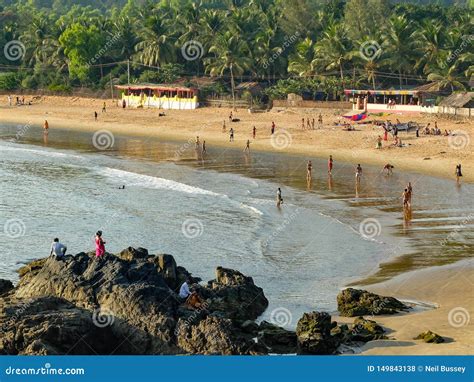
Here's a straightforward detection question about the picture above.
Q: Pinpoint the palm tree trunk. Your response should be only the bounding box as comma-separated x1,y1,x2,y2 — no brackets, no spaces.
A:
230,63,236,111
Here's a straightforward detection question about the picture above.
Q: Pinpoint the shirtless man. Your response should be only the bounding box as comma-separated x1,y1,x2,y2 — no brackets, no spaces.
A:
402,188,410,208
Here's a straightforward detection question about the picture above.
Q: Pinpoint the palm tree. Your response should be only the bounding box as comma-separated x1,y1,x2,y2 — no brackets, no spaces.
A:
413,21,445,74
288,38,315,77
381,15,417,87
204,31,253,109
312,22,352,84
427,58,465,92
134,9,176,66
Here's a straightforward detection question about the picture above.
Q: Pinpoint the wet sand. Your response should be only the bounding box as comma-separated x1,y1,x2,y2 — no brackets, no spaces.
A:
0,95,473,183
0,95,473,355
342,260,474,355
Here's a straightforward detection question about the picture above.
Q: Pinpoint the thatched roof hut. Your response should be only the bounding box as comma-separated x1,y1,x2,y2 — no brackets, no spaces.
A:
438,92,474,108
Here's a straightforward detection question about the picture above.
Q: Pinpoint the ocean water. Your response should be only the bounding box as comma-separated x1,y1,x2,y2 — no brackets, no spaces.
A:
0,124,473,328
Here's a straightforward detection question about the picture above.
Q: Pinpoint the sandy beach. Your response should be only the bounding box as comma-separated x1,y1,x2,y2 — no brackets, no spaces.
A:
0,95,473,183
1,95,473,356
348,261,474,355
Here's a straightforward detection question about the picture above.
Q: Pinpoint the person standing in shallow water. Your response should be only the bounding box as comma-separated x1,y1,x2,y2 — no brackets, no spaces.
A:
95,231,106,258
277,187,283,207
43,120,49,134
455,164,463,183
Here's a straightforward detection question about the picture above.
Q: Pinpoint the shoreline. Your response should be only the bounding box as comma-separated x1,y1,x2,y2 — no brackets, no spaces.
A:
0,95,472,183
349,260,474,355
1,97,472,355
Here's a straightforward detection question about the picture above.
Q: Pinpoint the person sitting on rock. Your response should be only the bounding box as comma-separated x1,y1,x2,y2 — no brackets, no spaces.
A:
179,278,203,309
50,238,67,259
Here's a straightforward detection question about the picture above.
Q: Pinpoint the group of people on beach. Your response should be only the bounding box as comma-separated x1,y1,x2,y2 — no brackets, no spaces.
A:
301,114,323,130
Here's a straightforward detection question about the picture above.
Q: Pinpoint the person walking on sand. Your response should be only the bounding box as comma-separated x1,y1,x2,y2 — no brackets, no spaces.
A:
271,121,275,135
355,164,362,183
376,135,383,149
328,155,333,175
94,111,98,121
244,139,250,153
253,126,256,139
202,140,206,153
50,238,67,259
277,187,283,207
222,120,226,132
229,127,234,142
311,118,315,130
43,120,49,135
195,136,200,149
301,118,305,130
102,102,107,113
307,118,311,130
229,111,233,122
318,113,323,128
7,95,12,106
307,160,312,180
455,164,463,183
95,231,106,258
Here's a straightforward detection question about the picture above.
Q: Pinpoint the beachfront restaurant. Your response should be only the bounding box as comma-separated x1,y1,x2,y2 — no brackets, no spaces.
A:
345,88,425,112
116,84,198,110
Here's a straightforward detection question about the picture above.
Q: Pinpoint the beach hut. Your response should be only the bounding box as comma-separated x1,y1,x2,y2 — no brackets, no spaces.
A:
438,92,474,117
115,84,198,110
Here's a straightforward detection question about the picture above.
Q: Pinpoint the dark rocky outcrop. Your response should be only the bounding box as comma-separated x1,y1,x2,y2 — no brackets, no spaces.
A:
337,288,410,317
0,279,13,296
0,248,272,355
204,267,269,320
296,311,338,355
414,331,445,343
351,317,387,342
257,321,297,354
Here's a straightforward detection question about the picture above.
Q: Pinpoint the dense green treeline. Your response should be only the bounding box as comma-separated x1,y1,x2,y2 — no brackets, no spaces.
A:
0,0,472,99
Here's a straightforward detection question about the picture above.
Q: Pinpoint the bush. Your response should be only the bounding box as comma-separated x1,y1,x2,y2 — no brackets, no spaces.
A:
47,84,72,93
0,72,19,90
21,75,38,89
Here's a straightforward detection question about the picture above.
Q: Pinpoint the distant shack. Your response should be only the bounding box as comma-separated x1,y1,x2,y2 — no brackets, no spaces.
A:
115,84,198,110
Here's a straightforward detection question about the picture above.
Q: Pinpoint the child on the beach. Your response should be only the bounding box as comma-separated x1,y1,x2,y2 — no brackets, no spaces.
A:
307,160,312,180
253,126,256,139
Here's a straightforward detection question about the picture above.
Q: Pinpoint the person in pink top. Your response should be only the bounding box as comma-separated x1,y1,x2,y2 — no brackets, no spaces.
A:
95,230,106,258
